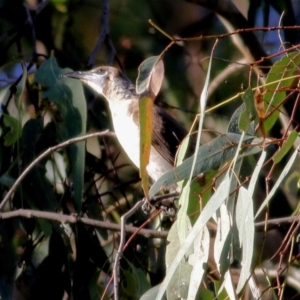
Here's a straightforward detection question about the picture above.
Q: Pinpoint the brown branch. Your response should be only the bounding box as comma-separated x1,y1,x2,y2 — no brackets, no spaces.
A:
0,208,168,239
255,215,300,231
1,206,298,238
184,0,272,68
0,131,115,211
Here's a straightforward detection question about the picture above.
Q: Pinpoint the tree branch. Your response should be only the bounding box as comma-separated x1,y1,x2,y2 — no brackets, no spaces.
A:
185,0,272,69
0,208,168,239
0,131,115,211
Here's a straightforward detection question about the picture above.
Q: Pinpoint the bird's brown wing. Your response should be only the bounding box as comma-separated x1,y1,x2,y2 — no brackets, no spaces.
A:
151,105,194,166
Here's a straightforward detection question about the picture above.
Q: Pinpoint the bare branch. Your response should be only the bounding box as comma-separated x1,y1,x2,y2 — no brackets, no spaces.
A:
0,208,168,239
0,131,115,211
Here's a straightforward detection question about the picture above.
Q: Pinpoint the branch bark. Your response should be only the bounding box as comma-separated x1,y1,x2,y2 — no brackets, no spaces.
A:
185,0,272,70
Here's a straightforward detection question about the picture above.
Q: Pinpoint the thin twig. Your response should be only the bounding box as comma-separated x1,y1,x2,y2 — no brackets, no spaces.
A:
0,131,115,211
113,200,145,300
87,0,110,68
255,215,300,231
0,208,168,239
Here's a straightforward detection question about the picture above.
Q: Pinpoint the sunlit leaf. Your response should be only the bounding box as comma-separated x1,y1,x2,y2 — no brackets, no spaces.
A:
139,94,153,198
177,48,214,243
235,187,254,293
136,56,164,96
248,150,267,197
149,133,262,198
273,130,298,164
166,219,193,299
255,146,299,218
187,225,210,299
136,56,164,197
264,52,300,132
238,87,257,132
140,285,166,300
156,175,231,300
214,203,231,278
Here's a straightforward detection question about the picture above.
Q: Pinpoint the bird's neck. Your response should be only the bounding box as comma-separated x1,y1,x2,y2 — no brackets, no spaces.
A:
105,83,139,120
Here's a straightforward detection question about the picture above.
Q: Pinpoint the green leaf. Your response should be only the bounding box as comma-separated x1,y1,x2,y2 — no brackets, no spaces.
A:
136,56,164,96
149,133,262,198
177,48,214,242
140,285,166,300
187,225,210,299
187,172,216,225
214,203,231,278
121,261,151,298
255,146,299,219
3,114,22,146
273,130,298,164
248,150,267,197
136,56,164,197
139,95,153,198
35,55,87,210
238,87,257,132
15,62,27,109
197,288,215,299
264,52,300,132
235,187,254,293
165,218,193,299
156,175,231,300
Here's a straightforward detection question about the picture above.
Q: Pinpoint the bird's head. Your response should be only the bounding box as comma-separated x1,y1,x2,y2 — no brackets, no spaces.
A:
62,66,135,101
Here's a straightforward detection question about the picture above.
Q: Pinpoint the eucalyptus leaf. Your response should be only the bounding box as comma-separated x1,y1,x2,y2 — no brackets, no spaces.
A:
156,175,231,300
255,146,299,218
136,56,164,96
273,130,298,164
3,114,22,146
35,55,87,210
150,133,262,198
238,87,257,133
166,219,193,299
264,52,300,132
236,187,254,293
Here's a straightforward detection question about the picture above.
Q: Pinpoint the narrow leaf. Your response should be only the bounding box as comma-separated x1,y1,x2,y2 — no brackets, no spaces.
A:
236,187,254,293
187,226,210,300
248,150,267,197
15,62,27,109
35,55,87,210
166,218,193,299
255,146,299,218
156,175,231,300
139,95,153,197
239,87,257,132
214,203,231,278
149,133,262,198
264,52,300,132
273,130,298,164
3,114,22,146
177,46,214,241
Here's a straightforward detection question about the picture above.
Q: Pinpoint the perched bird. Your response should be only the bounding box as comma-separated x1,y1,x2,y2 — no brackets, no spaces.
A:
63,66,193,182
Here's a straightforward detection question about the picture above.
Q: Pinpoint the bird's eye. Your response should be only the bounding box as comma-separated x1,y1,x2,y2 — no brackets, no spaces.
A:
98,69,107,75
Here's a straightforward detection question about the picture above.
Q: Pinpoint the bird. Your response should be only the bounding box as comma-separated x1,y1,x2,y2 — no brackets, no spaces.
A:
63,66,194,183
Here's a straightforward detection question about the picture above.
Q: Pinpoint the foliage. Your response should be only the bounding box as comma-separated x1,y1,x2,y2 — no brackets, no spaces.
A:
1,0,300,300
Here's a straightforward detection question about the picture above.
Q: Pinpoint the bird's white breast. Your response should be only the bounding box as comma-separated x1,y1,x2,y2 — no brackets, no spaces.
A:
108,100,172,181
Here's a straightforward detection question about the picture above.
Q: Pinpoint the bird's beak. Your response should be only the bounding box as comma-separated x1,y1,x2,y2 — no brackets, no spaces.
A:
62,71,108,95
62,71,105,83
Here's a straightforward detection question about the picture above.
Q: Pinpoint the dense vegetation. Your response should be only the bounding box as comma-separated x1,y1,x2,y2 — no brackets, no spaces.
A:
1,0,300,299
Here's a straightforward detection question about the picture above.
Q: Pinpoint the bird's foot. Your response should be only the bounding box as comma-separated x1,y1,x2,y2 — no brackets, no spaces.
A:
142,192,179,217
